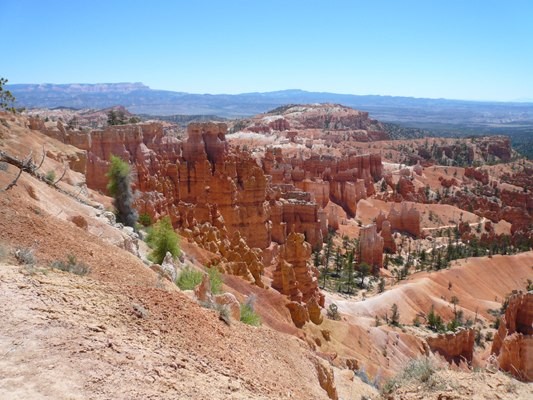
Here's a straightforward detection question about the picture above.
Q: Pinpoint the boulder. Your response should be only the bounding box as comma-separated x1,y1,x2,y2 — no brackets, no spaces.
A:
307,296,324,325
194,273,214,304
70,215,88,230
286,301,309,328
214,293,241,321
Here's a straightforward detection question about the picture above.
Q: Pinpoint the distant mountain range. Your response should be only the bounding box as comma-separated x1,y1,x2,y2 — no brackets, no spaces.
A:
7,83,533,125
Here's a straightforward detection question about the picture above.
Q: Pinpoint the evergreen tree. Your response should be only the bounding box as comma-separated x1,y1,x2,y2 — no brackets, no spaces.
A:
357,262,371,289
118,110,127,125
106,154,138,227
390,303,400,326
107,110,118,126
0,77,24,113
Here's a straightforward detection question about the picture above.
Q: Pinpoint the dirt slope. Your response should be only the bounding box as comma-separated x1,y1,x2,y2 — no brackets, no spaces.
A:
0,262,336,399
330,252,533,326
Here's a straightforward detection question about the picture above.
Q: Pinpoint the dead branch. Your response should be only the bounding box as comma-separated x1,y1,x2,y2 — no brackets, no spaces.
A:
5,167,23,191
35,147,45,171
71,186,82,198
3,148,33,191
54,163,67,185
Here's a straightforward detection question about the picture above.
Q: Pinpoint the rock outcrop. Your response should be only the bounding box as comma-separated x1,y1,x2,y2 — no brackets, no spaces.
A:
315,358,339,400
397,177,427,203
464,167,489,185
39,121,273,250
149,251,182,282
413,160,423,176
380,220,396,254
359,224,383,272
376,202,421,238
272,228,324,327
35,120,280,286
245,103,387,145
193,273,242,321
426,327,475,362
491,291,533,381
268,185,323,249
218,231,265,288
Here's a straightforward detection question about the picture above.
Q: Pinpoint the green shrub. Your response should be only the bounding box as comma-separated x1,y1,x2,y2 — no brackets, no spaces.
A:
138,212,153,227
14,247,37,266
176,266,203,291
381,378,397,396
146,216,181,265
0,241,8,262
49,254,91,276
0,162,8,172
401,357,435,382
326,303,341,320
240,299,262,326
45,170,56,182
206,266,224,295
475,328,484,347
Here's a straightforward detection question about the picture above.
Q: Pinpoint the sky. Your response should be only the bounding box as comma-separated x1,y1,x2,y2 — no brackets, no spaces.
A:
2,0,532,101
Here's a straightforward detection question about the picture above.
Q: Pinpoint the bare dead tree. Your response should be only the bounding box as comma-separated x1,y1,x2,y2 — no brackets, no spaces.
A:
0,148,90,206
3,148,33,191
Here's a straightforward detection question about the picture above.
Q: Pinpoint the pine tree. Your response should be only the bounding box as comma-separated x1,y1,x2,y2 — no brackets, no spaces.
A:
106,154,138,227
107,110,118,126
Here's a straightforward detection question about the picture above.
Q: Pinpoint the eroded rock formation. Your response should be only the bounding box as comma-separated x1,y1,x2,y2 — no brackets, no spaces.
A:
491,290,533,381
464,167,489,185
380,220,396,254
263,147,382,218
426,327,475,362
272,228,324,327
359,224,383,272
376,202,421,238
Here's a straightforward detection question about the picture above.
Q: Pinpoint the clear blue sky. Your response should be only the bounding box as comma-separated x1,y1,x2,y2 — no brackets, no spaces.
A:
2,0,532,101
